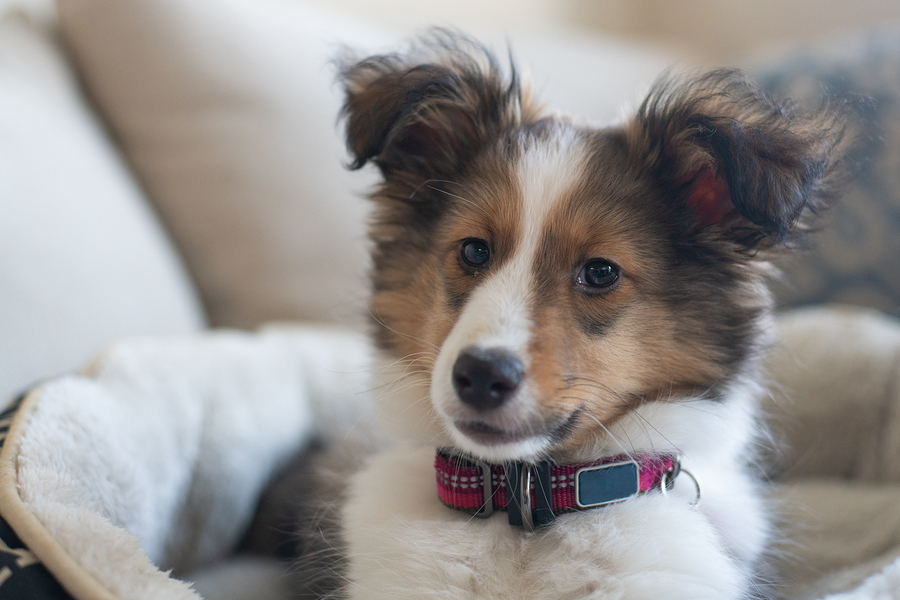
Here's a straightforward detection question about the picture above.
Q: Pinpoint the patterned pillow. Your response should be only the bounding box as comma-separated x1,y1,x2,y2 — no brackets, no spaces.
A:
748,27,900,315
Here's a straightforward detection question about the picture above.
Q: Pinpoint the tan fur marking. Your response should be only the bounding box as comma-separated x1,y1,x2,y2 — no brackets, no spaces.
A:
372,152,525,367
519,134,739,457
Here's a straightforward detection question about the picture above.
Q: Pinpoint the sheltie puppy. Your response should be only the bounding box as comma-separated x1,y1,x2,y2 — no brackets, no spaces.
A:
290,31,849,600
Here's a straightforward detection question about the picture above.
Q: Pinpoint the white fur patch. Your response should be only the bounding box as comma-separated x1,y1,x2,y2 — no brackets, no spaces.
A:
565,379,772,566
343,445,749,600
429,130,591,462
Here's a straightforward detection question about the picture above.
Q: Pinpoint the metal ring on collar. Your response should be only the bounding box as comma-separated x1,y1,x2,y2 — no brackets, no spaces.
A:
661,467,701,507
520,464,534,531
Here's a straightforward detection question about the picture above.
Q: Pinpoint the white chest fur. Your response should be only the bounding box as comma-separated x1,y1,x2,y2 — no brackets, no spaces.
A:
342,433,766,599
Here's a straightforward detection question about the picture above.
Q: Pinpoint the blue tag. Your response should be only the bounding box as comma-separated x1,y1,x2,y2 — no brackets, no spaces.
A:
575,461,640,508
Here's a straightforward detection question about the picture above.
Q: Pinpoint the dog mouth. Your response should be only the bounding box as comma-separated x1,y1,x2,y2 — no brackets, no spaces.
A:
453,420,536,446
453,411,580,447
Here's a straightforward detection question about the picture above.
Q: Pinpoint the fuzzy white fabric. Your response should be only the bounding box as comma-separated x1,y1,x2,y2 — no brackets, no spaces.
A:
4,308,900,600
8,326,373,600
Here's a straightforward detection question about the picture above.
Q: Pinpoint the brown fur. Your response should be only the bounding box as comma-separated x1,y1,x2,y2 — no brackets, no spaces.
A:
337,31,851,463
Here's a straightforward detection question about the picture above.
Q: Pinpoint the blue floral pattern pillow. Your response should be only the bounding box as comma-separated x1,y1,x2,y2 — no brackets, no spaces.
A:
749,28,900,315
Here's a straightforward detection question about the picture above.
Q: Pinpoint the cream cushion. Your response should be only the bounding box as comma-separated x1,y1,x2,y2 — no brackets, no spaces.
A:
0,9,204,405
57,0,386,329
56,0,673,329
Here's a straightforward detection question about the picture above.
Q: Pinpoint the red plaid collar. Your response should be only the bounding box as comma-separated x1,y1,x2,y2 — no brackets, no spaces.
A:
435,449,680,528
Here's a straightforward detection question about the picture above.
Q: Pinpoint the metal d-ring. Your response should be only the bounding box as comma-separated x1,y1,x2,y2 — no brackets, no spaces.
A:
520,464,534,531
661,467,701,508
680,468,701,507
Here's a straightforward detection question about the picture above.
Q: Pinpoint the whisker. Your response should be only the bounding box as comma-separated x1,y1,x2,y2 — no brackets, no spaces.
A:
577,408,636,462
559,373,689,454
425,185,489,215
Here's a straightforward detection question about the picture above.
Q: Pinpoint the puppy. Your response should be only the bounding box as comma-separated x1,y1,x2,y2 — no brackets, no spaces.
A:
291,31,849,599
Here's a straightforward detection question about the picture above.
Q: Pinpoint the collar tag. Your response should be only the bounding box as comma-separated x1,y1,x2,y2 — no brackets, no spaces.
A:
574,460,640,508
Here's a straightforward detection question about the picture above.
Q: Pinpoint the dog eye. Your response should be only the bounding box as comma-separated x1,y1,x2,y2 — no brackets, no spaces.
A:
459,239,491,268
578,260,619,289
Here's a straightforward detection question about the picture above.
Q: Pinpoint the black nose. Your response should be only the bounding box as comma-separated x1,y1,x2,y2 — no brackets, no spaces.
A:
452,347,524,412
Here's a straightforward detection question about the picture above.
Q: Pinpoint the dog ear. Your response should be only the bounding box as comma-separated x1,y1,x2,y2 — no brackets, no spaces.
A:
626,69,852,251
338,32,538,178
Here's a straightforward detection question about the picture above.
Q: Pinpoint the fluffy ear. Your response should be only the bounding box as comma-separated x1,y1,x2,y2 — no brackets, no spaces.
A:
627,69,853,251
338,31,539,177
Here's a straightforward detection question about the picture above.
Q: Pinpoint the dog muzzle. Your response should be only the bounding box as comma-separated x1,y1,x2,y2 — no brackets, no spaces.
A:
435,449,696,530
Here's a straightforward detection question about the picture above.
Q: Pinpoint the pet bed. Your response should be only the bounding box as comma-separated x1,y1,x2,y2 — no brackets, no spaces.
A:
0,308,898,600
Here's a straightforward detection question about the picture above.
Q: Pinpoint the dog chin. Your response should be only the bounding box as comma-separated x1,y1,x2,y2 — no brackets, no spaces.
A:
432,383,557,461
444,419,552,462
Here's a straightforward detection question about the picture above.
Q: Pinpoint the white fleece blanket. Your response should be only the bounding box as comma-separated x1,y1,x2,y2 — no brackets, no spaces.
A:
0,309,898,600
0,326,375,600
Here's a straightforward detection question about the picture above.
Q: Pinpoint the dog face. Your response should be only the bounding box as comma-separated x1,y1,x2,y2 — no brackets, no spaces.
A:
340,32,848,463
